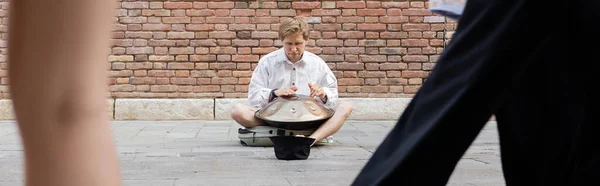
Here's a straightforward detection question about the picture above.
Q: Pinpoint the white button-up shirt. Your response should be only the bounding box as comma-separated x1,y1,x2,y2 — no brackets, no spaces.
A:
248,48,339,110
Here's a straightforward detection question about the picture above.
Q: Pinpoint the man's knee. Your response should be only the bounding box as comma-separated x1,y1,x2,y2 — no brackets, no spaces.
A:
337,101,354,116
230,103,247,120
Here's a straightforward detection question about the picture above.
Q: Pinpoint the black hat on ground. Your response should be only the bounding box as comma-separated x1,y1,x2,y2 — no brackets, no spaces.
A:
269,136,315,160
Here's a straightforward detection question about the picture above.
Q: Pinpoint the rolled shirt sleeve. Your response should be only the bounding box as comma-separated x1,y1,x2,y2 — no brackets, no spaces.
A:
320,65,339,108
248,61,272,110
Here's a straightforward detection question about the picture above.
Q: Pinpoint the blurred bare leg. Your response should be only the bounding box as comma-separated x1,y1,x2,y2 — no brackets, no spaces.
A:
7,0,121,186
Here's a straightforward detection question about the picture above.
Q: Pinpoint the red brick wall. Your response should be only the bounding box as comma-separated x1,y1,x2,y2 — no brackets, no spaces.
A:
0,0,456,99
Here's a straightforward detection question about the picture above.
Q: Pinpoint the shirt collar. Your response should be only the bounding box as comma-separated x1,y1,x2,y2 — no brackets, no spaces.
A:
277,48,306,65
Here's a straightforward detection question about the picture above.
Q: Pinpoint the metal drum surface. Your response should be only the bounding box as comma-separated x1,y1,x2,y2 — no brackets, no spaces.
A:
255,95,334,130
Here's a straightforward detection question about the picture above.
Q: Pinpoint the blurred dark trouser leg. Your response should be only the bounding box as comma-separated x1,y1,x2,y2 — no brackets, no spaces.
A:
350,0,569,185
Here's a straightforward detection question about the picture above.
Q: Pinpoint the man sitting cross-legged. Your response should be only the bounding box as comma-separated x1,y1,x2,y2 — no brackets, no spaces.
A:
230,17,353,146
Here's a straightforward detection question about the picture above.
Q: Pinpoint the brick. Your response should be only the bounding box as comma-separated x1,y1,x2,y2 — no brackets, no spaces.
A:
379,48,406,55
345,40,358,47
185,24,214,31
337,63,364,70
190,70,217,78
337,47,364,54
342,23,356,30
401,39,429,47
209,47,236,54
358,40,385,47
411,2,425,8
168,47,194,55
409,78,423,85
175,55,188,61
403,24,430,31
131,77,156,85
408,63,422,70
312,9,341,16
252,47,277,54
337,1,365,8
361,86,388,93
271,9,296,17
322,2,336,8
232,55,259,62
338,78,364,86
167,32,194,39
423,63,436,70
357,9,386,16
424,16,445,23
359,55,386,62
316,39,343,47
402,71,429,78
337,16,365,23
122,2,148,9
229,24,255,31
404,85,421,93
337,31,364,39
194,85,220,92
365,78,379,85
109,85,135,92
320,55,344,62
382,2,410,8
163,2,192,9
119,17,146,24
252,31,278,39
190,55,216,61
390,86,403,93
171,78,196,85
142,24,170,31
206,17,235,24
292,2,321,9
186,10,213,16
150,85,178,92
148,55,175,61
314,24,342,31
128,10,141,17
230,9,255,17
403,9,432,16
380,63,407,70
211,77,237,84
357,24,386,31
251,17,279,24
380,16,409,23
232,71,252,77
234,85,248,92
108,55,134,62
381,78,407,85
208,2,234,9
142,10,169,17
126,47,153,54
387,9,402,16
408,48,423,54
367,1,381,8
209,31,236,39
167,62,194,70
358,71,386,78
232,40,259,47
210,63,236,70
365,16,379,23
381,32,408,39
190,17,205,24
409,32,423,38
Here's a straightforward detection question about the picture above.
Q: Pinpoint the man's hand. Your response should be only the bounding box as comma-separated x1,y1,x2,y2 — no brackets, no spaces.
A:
308,83,327,102
275,86,297,97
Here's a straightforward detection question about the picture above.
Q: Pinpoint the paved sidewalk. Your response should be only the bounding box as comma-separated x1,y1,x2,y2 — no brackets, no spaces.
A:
0,120,504,186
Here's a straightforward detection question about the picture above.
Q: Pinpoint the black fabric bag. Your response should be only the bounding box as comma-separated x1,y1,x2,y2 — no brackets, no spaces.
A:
269,136,315,160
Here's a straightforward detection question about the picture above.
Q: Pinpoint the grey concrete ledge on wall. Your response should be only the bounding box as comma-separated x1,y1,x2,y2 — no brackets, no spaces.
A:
0,98,411,120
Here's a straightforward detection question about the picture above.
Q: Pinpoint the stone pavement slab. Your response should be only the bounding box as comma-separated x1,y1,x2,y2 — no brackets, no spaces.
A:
0,120,503,186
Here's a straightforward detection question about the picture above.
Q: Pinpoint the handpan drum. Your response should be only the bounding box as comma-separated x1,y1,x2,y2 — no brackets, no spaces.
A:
255,95,334,130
